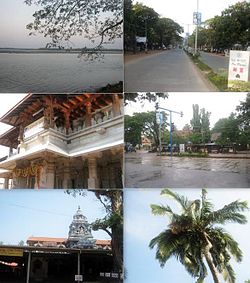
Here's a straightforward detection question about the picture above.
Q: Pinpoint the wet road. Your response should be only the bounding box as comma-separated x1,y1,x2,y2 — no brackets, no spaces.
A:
125,49,213,92
125,152,250,188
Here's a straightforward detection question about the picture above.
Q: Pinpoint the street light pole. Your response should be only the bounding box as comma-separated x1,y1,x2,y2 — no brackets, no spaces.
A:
170,111,173,157
194,0,199,55
145,18,148,53
157,106,183,157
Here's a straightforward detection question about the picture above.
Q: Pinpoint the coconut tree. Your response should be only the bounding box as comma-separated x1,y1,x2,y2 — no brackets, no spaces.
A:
149,189,248,283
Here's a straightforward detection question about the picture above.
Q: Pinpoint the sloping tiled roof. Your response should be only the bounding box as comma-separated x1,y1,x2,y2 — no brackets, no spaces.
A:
96,240,111,246
27,237,67,243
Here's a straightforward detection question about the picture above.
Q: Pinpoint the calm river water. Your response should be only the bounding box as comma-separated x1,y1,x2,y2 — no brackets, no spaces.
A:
0,53,123,93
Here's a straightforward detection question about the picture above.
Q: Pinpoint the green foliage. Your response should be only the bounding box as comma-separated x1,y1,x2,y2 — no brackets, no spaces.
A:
178,152,208,158
190,104,211,142
25,0,123,49
212,105,250,148
207,72,228,91
236,93,250,133
124,92,168,105
149,189,248,283
124,114,144,146
189,1,250,50
124,0,183,51
125,111,169,147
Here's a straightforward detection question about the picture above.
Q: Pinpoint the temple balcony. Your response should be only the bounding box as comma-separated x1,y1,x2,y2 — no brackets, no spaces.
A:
0,106,123,168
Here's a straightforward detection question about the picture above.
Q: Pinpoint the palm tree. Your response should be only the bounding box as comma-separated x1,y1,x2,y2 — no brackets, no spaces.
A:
149,189,248,283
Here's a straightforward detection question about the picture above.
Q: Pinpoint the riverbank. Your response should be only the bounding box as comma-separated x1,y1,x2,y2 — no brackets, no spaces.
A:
0,48,123,54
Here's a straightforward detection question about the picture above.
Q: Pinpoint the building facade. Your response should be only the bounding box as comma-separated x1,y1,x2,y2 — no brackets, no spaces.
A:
0,94,123,189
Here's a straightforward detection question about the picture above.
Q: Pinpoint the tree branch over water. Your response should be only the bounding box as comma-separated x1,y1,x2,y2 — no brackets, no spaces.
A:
24,0,123,58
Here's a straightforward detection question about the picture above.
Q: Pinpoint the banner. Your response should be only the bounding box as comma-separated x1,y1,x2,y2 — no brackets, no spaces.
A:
0,248,23,257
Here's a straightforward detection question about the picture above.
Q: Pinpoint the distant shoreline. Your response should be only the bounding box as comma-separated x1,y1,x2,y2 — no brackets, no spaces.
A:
0,48,123,54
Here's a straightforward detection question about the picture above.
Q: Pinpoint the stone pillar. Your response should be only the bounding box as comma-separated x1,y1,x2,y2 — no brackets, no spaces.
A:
45,162,55,189
112,94,121,117
4,177,9,189
63,160,71,189
87,156,99,189
85,102,92,127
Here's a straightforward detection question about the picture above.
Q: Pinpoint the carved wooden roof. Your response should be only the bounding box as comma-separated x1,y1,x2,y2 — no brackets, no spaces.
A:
0,93,123,127
0,93,122,148
0,127,19,148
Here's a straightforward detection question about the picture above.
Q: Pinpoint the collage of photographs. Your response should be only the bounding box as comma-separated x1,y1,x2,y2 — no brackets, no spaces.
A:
0,0,249,283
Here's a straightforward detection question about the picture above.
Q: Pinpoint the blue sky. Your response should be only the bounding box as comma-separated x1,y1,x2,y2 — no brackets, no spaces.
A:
124,188,250,283
0,189,111,245
0,0,122,48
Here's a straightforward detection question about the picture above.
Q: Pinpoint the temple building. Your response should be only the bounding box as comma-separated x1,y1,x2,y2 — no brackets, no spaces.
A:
26,206,111,250
0,94,123,189
0,207,119,283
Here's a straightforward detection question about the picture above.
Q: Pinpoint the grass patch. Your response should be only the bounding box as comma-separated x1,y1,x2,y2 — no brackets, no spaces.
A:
186,52,228,91
228,80,250,91
158,152,209,158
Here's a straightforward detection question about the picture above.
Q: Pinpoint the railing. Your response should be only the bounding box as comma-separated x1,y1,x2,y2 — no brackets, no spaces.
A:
54,105,117,134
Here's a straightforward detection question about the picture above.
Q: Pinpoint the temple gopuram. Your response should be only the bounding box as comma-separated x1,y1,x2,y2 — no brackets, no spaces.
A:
0,94,123,189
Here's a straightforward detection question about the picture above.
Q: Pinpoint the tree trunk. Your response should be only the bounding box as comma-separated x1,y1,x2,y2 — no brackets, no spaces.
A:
110,190,123,272
203,234,221,283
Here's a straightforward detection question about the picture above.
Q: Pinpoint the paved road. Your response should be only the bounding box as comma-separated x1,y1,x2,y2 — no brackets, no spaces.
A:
125,49,213,92
125,152,250,188
199,52,229,76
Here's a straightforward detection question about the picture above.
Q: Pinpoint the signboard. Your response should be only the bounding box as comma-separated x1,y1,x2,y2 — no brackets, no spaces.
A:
0,248,23,257
111,273,119,278
180,144,185,153
156,112,163,125
228,51,250,87
193,12,202,25
75,275,83,281
105,272,111,277
136,36,146,43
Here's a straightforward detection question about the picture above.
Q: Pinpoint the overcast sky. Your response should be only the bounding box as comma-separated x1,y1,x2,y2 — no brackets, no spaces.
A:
124,188,250,283
125,92,248,131
133,0,247,35
0,0,122,49
0,189,111,245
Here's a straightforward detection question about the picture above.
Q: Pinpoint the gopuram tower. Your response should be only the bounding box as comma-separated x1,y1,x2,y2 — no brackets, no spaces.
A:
67,206,96,248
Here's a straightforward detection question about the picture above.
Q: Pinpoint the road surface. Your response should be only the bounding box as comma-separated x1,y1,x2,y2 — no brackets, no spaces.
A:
200,51,229,76
125,152,250,188
125,49,213,92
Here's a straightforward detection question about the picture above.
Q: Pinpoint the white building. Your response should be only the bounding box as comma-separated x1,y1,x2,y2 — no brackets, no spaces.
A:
0,94,123,189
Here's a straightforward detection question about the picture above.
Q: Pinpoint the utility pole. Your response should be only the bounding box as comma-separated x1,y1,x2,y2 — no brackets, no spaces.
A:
145,17,148,53
194,0,199,55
